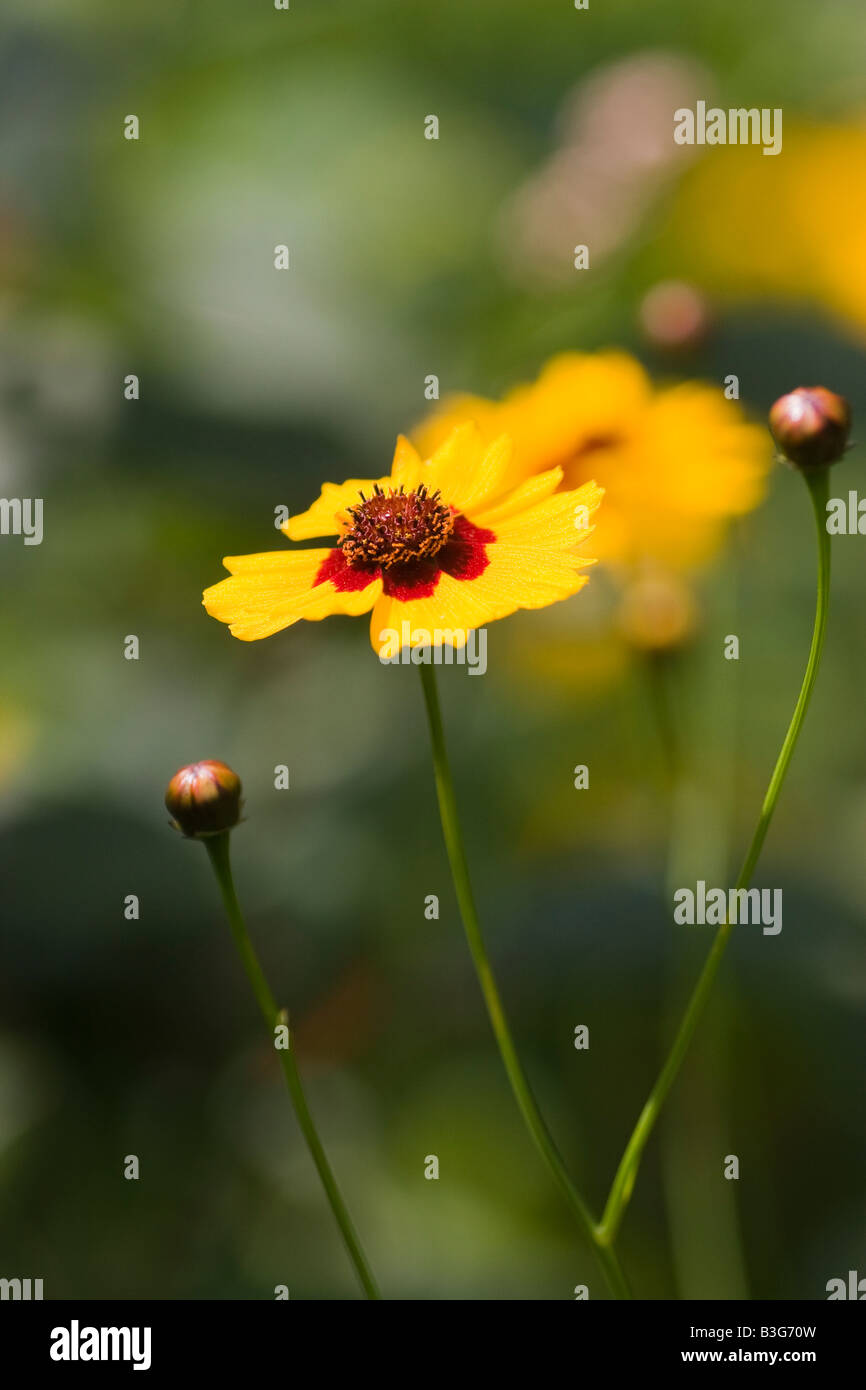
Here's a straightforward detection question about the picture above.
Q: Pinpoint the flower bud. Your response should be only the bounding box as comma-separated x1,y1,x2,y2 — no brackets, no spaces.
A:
769,386,851,470
165,760,242,838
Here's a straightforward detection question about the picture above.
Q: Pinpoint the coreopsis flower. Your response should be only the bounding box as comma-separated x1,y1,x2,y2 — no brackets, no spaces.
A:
659,121,866,339
203,425,603,654
413,351,770,571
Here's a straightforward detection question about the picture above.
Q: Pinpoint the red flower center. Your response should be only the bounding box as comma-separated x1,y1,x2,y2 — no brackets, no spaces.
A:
314,485,495,602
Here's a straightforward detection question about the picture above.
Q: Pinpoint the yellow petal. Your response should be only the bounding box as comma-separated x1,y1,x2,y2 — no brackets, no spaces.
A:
489,479,604,547
370,580,474,655
425,424,514,513
413,352,651,487
285,477,393,541
412,392,503,464
369,546,593,656
221,549,331,575
203,548,381,641
390,434,425,491
451,546,592,622
470,467,563,527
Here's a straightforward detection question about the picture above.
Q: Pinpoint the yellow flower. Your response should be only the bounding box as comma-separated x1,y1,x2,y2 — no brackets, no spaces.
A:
659,122,866,339
203,424,603,655
617,569,698,652
413,351,770,571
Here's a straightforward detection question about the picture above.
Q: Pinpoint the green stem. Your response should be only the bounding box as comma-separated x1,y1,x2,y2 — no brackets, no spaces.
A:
418,662,631,1300
598,467,832,1244
646,597,750,1298
204,832,381,1300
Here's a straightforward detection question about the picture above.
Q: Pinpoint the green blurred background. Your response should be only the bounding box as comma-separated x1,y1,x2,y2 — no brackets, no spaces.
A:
1,0,865,1300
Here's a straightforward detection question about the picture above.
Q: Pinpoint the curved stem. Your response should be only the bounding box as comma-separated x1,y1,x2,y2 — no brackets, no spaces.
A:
598,467,832,1244
418,662,631,1300
204,832,381,1300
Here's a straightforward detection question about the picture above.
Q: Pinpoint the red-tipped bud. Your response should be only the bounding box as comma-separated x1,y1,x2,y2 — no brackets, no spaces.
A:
769,386,851,470
165,760,242,839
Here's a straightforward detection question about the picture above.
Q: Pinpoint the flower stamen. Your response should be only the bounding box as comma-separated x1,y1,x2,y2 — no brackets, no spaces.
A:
341,484,455,568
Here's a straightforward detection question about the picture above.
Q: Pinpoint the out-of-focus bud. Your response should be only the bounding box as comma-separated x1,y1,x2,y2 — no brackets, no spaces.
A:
638,280,711,353
769,386,851,470
618,571,697,654
165,760,242,839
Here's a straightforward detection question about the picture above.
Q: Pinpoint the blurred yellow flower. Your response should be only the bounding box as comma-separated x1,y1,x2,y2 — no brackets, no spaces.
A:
414,351,770,572
203,425,602,655
617,569,698,652
658,121,866,337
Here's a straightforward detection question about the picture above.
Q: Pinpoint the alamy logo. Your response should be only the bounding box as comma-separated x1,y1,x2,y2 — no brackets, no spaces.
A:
0,1276,43,1299
673,881,783,935
50,1321,152,1371
827,491,866,534
674,102,782,156
379,623,487,675
826,1270,866,1299
0,498,43,545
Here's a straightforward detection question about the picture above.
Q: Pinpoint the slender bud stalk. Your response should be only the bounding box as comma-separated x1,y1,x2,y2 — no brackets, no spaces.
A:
598,462,833,1244
165,761,381,1299
203,831,381,1300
